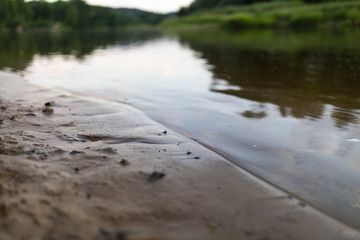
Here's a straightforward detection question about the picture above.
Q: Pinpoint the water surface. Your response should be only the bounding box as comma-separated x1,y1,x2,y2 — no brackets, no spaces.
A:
2,29,360,229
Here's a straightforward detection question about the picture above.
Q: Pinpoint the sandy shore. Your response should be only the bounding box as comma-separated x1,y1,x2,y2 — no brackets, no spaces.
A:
0,71,359,240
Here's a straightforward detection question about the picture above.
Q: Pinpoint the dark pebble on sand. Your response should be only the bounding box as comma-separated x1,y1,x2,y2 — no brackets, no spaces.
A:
194,156,200,159
45,101,55,107
26,149,36,155
99,228,127,240
70,150,84,155
162,130,167,134
116,231,127,240
74,168,79,172
120,159,129,166
148,171,165,182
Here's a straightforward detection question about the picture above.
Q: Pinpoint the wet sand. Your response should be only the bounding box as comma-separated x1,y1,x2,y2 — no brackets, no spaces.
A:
0,71,359,240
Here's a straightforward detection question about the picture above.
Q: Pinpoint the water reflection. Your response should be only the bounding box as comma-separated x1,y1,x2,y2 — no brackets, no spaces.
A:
0,30,161,71
3,30,360,132
177,29,360,130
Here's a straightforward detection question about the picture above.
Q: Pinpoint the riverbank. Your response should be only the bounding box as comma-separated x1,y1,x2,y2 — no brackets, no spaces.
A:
161,1,360,30
0,71,359,240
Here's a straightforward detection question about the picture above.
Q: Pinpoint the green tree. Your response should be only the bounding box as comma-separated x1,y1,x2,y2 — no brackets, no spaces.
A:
0,0,167,30
28,0,53,27
65,0,89,28
52,1,67,23
0,0,29,29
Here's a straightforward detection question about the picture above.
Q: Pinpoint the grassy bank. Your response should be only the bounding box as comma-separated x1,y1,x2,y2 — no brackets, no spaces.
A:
161,1,360,30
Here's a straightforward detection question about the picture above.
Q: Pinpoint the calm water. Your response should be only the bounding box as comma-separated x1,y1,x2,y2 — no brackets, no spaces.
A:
2,29,360,229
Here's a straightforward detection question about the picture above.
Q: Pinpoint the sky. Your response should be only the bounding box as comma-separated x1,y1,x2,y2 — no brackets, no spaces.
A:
82,0,193,13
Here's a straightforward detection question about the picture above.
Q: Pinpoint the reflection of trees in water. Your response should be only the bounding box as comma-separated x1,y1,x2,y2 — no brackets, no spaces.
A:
0,30,161,72
2,30,359,129
331,108,359,130
179,33,360,129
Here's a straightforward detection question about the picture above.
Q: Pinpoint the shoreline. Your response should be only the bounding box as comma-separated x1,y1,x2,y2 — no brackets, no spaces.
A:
0,71,359,240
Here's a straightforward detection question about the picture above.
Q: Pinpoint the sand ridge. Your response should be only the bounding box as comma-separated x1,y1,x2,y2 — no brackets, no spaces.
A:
0,71,359,240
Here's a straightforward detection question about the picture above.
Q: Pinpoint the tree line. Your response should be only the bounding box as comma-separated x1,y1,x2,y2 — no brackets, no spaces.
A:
0,0,166,30
179,0,345,16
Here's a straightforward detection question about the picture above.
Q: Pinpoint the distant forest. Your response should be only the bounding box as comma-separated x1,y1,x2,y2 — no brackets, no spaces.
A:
0,0,167,30
179,0,346,15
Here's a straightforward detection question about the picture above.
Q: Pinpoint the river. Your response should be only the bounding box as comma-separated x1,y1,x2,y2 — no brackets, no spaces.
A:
2,28,360,229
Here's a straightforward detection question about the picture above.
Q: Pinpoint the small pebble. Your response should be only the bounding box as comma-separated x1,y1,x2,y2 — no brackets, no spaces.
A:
70,150,84,155
26,149,36,155
148,171,165,182
120,159,130,166
194,156,200,159
116,231,127,240
45,101,55,107
162,130,167,134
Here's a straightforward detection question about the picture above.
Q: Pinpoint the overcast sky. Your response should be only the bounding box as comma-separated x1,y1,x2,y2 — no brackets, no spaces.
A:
85,0,193,13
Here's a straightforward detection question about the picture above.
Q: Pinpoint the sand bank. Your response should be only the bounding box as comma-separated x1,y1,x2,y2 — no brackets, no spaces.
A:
0,71,358,240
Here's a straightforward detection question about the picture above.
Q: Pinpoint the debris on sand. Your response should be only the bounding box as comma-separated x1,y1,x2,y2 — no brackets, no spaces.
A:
70,150,84,155
45,101,55,107
10,115,18,120
115,231,127,240
26,149,36,155
120,159,130,166
99,228,127,240
42,107,54,114
147,171,165,183
162,130,167,134
0,118,4,124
